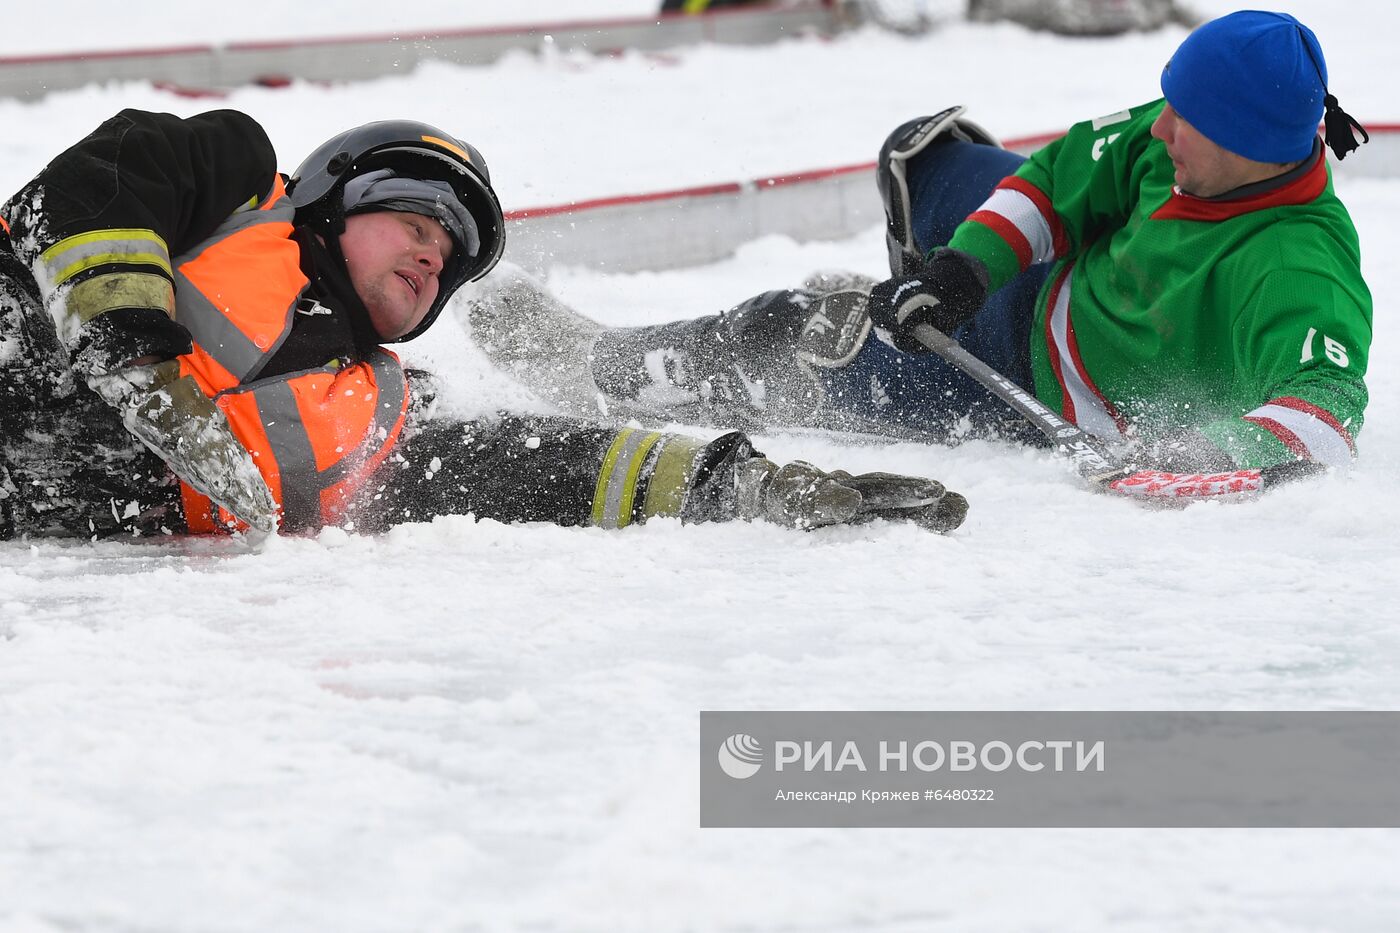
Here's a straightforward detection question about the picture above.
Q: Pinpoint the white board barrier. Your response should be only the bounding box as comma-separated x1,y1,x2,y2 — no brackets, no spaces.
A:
0,3,846,101
505,127,1400,275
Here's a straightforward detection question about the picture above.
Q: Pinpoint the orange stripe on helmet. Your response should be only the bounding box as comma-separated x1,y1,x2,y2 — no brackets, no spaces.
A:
421,134,470,162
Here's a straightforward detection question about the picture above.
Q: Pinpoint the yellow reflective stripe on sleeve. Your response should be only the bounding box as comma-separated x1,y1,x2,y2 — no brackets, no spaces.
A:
591,428,663,529
592,430,630,527
66,271,176,325
618,432,664,526
642,434,706,520
40,228,172,288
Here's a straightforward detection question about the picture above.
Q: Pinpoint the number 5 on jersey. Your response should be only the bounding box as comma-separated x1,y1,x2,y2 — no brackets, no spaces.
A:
1301,327,1349,367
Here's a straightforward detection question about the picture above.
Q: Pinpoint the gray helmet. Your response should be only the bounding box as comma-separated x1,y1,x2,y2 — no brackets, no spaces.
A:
287,119,506,342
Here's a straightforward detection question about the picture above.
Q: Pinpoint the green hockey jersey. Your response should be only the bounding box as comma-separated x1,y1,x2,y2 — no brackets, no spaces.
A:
947,99,1371,469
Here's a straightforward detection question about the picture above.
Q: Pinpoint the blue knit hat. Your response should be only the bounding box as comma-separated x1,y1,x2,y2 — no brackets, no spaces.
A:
1161,10,1327,163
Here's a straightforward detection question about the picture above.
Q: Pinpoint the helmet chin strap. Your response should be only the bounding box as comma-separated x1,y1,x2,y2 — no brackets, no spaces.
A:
293,169,469,346
293,223,386,352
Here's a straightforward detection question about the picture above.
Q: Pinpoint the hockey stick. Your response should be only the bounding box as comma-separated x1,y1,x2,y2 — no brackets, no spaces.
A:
910,322,1320,498
911,323,1133,486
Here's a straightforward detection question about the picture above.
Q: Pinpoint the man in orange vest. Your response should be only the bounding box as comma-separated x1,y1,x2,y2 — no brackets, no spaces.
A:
0,109,966,540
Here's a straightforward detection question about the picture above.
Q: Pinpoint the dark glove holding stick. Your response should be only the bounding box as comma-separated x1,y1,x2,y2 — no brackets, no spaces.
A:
867,247,990,353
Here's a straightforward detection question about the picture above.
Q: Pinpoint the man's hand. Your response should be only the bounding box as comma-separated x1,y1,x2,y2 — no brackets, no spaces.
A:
867,247,989,353
736,458,968,533
89,361,280,534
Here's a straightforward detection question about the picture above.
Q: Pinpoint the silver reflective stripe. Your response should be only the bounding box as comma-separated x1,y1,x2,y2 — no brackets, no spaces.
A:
368,350,408,435
173,267,296,381
38,228,171,289
594,428,661,530
173,194,294,267
249,352,408,529
314,350,407,488
172,195,299,380
253,381,321,531
604,430,647,527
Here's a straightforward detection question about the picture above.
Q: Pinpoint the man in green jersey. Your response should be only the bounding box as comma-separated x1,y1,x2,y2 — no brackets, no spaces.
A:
464,10,1371,500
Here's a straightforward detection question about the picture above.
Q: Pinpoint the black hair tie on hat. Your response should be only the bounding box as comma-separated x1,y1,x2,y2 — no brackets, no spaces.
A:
1322,94,1370,161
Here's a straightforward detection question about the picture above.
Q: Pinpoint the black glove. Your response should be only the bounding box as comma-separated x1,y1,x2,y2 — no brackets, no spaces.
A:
735,458,968,533
867,247,989,353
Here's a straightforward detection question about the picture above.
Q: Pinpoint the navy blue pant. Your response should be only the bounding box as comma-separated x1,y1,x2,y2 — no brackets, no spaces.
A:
814,139,1049,438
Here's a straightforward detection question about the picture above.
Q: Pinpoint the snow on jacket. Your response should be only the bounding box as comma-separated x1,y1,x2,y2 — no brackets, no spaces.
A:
0,109,773,537
2,109,406,532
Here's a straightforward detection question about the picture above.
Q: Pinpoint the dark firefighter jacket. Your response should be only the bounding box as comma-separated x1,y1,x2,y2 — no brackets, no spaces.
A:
0,110,753,538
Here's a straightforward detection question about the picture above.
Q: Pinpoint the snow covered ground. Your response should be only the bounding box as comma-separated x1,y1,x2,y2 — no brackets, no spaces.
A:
3,3,1399,931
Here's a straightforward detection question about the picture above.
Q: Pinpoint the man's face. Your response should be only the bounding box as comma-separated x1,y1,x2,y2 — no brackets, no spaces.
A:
1150,103,1286,198
339,210,454,340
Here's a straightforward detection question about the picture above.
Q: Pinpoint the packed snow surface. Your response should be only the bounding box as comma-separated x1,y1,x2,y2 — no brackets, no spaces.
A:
2,2,1399,931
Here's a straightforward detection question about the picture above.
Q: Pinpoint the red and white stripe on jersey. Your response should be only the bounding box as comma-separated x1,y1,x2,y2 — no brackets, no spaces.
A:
966,176,1068,271
1243,396,1356,467
1043,265,1128,440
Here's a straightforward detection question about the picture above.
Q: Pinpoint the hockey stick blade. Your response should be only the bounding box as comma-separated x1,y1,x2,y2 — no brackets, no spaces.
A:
911,323,1132,486
910,323,1322,497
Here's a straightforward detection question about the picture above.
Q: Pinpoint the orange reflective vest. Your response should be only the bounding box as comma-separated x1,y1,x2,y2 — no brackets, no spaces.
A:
172,177,408,533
